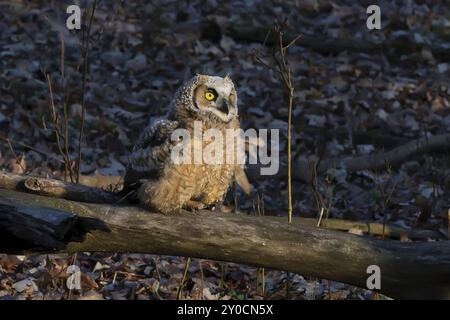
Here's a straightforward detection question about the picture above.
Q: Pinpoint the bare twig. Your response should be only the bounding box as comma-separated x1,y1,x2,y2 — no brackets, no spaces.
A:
255,193,266,297
255,24,301,223
76,0,98,183
317,207,325,227
254,22,301,301
0,136,65,164
60,32,75,182
198,260,205,300
373,162,398,239
177,257,191,300
45,73,73,180
5,138,26,173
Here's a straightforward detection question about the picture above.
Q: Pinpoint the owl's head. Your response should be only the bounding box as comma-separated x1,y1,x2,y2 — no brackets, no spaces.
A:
176,74,238,123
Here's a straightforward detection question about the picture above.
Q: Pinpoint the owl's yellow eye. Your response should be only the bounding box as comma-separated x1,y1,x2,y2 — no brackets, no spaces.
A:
205,90,216,101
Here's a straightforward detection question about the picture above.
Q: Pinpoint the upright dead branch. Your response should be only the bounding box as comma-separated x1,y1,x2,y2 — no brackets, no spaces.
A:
254,23,301,223
76,0,98,183
4,138,26,174
45,73,74,182
60,32,74,182
254,23,302,298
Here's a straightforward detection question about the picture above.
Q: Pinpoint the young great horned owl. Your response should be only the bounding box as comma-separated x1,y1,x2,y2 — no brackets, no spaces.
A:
123,74,250,213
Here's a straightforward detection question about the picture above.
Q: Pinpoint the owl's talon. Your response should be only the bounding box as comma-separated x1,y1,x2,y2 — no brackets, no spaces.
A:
184,200,205,212
215,203,235,213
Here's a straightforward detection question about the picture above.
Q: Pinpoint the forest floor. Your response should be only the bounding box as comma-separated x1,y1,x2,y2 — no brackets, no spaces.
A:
0,0,449,300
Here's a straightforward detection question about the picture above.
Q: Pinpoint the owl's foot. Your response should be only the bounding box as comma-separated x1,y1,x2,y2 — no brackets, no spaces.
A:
184,200,206,212
210,203,235,213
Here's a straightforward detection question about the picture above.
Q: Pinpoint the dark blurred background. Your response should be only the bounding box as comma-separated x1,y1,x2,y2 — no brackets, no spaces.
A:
1,0,450,301
1,0,449,229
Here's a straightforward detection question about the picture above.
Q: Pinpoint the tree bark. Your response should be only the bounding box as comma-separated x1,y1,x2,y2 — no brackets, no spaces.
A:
0,172,441,241
0,188,449,300
0,172,118,204
247,133,450,182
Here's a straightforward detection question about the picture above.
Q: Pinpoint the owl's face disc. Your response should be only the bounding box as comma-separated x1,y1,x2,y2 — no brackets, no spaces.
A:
192,75,238,123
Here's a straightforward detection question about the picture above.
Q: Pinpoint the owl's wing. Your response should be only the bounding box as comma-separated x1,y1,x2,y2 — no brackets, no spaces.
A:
123,118,179,190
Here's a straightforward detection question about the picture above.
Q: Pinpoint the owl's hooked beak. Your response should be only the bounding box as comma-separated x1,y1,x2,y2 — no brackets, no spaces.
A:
217,94,237,118
217,99,230,115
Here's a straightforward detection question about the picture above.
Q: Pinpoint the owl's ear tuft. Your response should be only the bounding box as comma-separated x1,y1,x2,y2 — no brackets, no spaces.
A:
195,74,208,83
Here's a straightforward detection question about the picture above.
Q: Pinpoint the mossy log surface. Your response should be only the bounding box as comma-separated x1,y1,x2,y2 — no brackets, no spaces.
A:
1,188,450,299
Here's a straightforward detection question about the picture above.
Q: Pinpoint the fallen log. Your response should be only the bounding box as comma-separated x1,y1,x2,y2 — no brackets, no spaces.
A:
0,188,449,299
295,132,450,181
0,171,118,204
0,172,441,241
202,20,450,61
247,133,450,182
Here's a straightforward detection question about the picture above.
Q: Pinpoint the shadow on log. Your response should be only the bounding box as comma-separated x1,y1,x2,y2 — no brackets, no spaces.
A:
1,188,449,299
